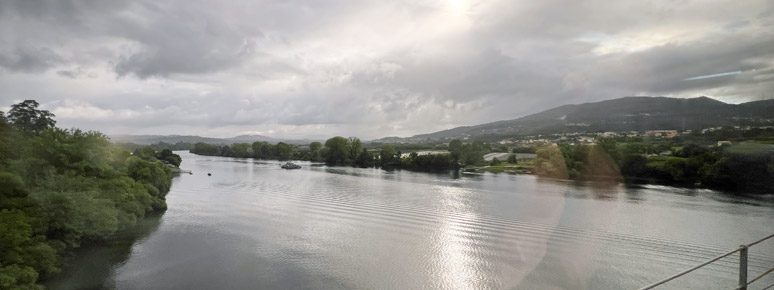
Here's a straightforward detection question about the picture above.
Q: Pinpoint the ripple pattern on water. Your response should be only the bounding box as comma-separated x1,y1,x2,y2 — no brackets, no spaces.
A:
48,152,774,290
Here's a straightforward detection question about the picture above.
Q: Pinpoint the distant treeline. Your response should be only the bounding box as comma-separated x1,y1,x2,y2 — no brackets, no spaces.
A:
116,141,194,152
189,137,501,170
0,100,178,289
534,138,774,194
189,130,774,194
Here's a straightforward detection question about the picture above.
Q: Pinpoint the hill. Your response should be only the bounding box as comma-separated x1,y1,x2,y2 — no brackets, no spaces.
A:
373,96,774,142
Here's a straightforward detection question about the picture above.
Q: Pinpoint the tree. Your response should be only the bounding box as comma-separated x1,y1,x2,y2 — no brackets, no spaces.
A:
0,111,6,124
324,137,351,164
251,142,273,159
449,139,462,153
220,145,235,157
7,100,56,135
232,143,253,158
133,147,157,160
535,147,569,179
380,145,398,166
490,157,501,166
620,154,648,183
349,137,363,161
506,154,517,164
0,100,177,289
461,141,487,165
354,148,374,167
596,138,619,162
309,142,322,162
156,149,182,167
275,142,294,160
192,142,220,155
449,139,462,165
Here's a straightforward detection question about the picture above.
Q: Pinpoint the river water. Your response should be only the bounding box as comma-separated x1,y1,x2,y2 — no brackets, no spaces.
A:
47,151,773,290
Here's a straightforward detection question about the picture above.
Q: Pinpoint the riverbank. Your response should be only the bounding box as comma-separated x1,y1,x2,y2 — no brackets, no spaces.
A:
0,118,176,289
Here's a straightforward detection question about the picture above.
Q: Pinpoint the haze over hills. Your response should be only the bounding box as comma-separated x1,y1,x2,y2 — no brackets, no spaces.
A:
109,134,318,145
111,96,774,146
373,96,774,143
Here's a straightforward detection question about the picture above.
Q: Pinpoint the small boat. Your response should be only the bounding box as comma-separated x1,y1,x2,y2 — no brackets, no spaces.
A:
207,173,212,176
281,162,301,169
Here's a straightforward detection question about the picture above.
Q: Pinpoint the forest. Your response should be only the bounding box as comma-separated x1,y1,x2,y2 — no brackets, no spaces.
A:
0,100,178,290
534,138,774,194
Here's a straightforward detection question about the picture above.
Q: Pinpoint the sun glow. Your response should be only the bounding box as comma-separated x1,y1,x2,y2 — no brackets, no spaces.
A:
448,0,465,10
441,0,471,28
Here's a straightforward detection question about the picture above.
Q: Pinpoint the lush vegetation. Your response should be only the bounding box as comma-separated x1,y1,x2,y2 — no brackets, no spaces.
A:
189,137,499,170
0,100,177,289
187,128,774,194
534,138,774,194
116,141,193,153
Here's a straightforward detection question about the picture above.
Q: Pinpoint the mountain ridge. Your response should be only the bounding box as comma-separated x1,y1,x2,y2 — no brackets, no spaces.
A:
373,96,774,142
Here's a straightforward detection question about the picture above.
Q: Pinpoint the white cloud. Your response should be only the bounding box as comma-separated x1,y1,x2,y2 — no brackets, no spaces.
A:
0,0,772,140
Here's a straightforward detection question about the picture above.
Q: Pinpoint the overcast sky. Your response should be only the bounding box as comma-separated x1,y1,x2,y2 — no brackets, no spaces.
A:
1,0,773,140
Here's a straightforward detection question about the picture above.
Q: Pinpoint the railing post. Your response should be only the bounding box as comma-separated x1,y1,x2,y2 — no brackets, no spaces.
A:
738,245,748,290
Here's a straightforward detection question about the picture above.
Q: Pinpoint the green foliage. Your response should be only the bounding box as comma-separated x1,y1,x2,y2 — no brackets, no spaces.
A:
324,137,351,164
274,142,295,160
127,157,172,199
132,147,156,160
156,149,182,167
192,142,220,155
354,148,375,167
534,144,622,181
539,137,774,193
349,137,363,161
0,263,44,290
308,142,323,162
401,153,453,169
506,154,517,164
231,143,253,158
534,147,569,179
490,157,501,166
447,139,489,166
7,100,56,135
0,172,32,210
190,140,304,161
219,145,235,157
620,154,647,183
379,145,399,167
0,100,176,289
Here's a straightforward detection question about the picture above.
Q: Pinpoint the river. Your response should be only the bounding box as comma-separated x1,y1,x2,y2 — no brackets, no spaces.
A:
47,151,774,290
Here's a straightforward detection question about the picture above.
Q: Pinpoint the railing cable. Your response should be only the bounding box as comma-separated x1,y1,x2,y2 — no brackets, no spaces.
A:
637,248,741,290
752,267,774,285
638,233,774,290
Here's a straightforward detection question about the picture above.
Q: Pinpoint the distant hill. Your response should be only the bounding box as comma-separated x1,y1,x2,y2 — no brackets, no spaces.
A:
373,96,774,142
109,134,316,145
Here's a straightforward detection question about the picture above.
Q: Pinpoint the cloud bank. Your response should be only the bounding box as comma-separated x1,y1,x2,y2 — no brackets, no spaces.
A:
1,0,772,139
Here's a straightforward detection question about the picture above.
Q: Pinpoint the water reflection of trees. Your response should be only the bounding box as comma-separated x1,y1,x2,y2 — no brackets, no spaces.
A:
44,214,163,290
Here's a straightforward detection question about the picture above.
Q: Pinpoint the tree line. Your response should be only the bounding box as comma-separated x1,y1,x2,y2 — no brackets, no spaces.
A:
0,100,177,289
189,137,499,170
534,138,774,194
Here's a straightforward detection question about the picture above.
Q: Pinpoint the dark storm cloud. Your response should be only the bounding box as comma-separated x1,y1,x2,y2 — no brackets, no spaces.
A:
0,46,63,73
0,0,772,139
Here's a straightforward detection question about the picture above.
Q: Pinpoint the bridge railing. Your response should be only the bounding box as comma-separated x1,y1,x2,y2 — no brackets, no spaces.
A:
638,233,774,290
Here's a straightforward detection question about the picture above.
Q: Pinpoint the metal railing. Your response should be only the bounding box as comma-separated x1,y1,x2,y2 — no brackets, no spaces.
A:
638,233,774,290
